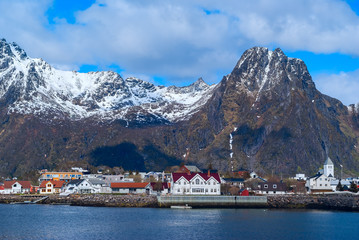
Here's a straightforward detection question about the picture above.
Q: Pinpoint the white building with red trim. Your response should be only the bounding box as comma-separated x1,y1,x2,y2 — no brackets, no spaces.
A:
171,172,221,195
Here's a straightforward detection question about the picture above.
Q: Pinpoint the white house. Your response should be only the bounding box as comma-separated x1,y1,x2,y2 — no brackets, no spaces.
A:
306,157,335,193
87,178,111,193
3,181,32,194
62,179,95,194
171,172,221,195
254,182,287,195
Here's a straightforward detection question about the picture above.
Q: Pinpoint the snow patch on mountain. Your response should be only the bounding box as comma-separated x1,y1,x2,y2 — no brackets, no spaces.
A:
0,39,216,123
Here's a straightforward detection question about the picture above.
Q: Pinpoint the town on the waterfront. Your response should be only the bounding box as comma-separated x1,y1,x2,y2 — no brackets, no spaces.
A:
1,157,358,203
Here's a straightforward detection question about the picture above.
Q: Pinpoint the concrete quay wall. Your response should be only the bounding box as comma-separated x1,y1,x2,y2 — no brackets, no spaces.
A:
158,195,268,208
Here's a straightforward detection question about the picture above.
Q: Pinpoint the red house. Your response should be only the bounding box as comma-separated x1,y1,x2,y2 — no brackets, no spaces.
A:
239,189,249,196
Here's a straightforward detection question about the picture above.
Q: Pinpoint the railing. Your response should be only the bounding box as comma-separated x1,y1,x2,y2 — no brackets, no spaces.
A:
158,195,267,207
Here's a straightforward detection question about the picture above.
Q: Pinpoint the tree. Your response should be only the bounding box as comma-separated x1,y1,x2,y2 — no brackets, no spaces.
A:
336,181,344,192
229,186,240,195
153,181,163,192
349,181,358,193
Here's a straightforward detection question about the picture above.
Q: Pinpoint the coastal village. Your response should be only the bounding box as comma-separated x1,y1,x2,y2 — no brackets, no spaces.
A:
1,157,358,196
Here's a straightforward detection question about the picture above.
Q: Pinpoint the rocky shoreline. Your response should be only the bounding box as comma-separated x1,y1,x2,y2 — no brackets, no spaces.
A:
2,194,359,211
0,194,158,207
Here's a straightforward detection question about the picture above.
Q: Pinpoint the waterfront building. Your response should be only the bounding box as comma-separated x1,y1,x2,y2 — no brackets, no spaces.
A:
39,180,65,194
39,171,83,183
87,178,111,193
3,180,31,194
111,182,150,194
306,157,335,193
171,172,221,195
254,182,287,195
62,179,94,194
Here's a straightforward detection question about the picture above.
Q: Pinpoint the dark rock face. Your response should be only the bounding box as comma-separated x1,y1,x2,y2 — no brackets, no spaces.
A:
0,42,359,177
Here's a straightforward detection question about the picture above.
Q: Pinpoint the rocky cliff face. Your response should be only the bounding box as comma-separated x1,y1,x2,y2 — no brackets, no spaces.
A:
0,39,359,177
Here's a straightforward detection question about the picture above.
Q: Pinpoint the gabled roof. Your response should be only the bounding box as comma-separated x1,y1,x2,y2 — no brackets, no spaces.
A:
39,180,65,188
87,178,107,186
67,179,85,186
4,180,32,189
172,173,221,183
111,182,150,189
324,157,334,165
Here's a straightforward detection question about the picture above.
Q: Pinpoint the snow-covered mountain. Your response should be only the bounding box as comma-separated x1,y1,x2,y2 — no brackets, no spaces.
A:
0,39,216,123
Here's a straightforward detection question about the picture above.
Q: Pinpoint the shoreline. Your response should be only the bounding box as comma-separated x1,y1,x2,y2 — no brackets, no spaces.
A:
1,194,359,211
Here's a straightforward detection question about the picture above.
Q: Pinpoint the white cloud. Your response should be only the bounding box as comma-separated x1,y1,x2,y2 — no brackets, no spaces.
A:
1,0,359,89
314,70,359,105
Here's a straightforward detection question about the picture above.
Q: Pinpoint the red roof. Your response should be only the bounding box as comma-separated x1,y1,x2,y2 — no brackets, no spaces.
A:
39,180,65,188
172,173,221,183
4,180,32,189
0,186,4,190
111,182,149,189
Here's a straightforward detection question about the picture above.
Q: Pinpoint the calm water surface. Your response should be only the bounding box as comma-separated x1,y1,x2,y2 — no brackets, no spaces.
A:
0,204,358,240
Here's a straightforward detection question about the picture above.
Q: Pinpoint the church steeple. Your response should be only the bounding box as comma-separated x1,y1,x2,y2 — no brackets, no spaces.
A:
323,157,334,178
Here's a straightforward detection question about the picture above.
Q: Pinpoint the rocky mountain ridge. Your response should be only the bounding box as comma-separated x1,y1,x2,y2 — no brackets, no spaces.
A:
1,38,359,178
0,38,215,124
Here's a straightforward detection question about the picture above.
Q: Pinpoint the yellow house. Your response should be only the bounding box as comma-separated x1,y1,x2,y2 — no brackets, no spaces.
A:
39,172,83,183
39,180,65,194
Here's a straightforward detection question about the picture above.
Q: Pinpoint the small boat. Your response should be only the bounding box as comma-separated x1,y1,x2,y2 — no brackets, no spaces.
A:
170,204,192,209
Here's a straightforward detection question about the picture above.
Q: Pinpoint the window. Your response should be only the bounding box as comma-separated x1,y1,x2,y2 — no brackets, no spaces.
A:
211,189,213,192
177,189,180,192
320,178,322,181
205,189,208,192
184,182,186,185
47,184,51,187
273,184,277,189
264,184,268,188
47,189,51,192
178,181,181,185
41,189,46,192
13,184,17,187
214,189,217,192
320,184,322,186
196,179,200,185
325,184,327,186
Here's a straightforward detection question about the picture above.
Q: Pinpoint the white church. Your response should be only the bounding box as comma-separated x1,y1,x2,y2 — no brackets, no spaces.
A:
305,157,335,193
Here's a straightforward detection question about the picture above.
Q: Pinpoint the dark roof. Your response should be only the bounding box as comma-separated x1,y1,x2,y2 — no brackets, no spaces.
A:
67,179,85,186
223,178,245,182
255,182,287,192
172,173,221,183
309,173,323,180
4,180,32,189
111,182,150,189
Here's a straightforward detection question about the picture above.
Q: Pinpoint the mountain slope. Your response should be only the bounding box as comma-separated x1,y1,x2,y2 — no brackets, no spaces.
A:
170,47,359,176
1,39,359,177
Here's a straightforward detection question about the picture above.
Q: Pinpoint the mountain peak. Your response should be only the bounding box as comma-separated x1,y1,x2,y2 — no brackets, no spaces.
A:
227,46,314,102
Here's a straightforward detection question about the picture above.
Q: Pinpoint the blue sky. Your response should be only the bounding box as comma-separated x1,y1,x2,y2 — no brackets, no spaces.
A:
1,0,359,104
